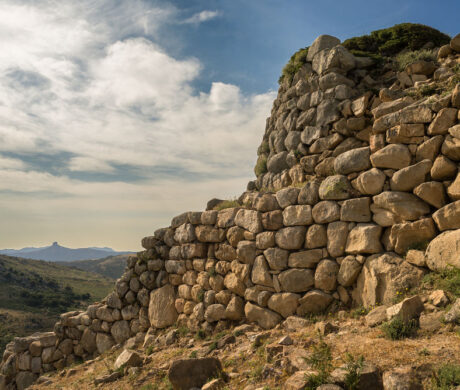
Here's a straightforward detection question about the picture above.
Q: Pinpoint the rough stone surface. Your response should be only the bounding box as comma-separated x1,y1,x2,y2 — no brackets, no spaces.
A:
432,201,460,230
372,192,430,221
278,269,314,293
319,175,352,200
275,226,306,249
345,224,382,254
148,284,178,328
114,350,142,370
244,302,282,329
353,253,425,307
425,229,460,271
168,358,222,390
390,160,432,191
334,147,371,174
297,290,333,316
370,144,412,169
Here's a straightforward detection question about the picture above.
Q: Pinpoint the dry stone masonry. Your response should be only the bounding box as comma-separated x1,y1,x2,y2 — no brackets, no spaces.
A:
1,31,460,390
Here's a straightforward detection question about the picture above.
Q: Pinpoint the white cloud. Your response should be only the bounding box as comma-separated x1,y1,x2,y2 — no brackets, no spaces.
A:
0,0,274,249
0,156,27,170
68,157,115,173
183,10,221,25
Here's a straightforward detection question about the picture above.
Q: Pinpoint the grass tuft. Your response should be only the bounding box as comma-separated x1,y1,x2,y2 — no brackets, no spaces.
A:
213,199,241,211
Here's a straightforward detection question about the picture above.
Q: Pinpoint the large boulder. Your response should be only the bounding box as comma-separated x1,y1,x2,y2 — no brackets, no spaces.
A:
353,168,386,195
96,333,115,354
334,147,371,174
149,284,178,328
252,256,274,287
389,218,436,255
432,200,460,231
278,269,314,292
314,259,339,291
413,181,447,208
114,349,142,370
264,247,289,270
319,175,352,200
316,99,341,126
267,293,301,318
353,253,425,307
390,160,432,191
337,256,362,287
267,151,289,173
282,205,313,226
296,290,333,316
307,34,341,61
244,302,282,329
425,229,460,271
235,209,263,233
372,192,430,221
386,295,424,323
275,226,306,249
370,144,412,169
312,45,356,75
312,201,340,223
168,358,222,390
345,223,382,254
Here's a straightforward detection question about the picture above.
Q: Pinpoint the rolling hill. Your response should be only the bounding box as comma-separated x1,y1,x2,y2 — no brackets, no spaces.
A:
56,254,130,279
0,254,115,353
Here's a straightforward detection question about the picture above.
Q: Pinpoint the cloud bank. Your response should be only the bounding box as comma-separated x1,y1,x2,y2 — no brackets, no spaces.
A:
0,0,275,250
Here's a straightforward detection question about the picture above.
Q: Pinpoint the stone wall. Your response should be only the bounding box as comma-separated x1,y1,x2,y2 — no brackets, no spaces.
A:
1,32,460,390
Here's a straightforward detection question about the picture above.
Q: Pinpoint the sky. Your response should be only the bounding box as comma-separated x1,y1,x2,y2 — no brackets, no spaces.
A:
0,0,458,251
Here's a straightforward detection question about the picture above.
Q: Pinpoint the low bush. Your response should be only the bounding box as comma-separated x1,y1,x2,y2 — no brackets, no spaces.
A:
254,155,268,176
381,316,418,340
304,335,333,389
422,266,460,297
343,23,450,57
279,47,309,84
343,353,365,390
396,49,436,71
431,364,460,390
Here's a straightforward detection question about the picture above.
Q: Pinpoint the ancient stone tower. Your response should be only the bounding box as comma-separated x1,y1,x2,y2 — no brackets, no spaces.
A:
1,25,460,390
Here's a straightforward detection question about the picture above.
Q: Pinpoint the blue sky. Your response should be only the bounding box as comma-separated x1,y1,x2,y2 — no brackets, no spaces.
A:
153,0,459,93
0,0,458,250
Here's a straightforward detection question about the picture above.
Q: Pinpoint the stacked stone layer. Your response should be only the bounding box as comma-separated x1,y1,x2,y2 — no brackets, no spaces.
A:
1,32,460,390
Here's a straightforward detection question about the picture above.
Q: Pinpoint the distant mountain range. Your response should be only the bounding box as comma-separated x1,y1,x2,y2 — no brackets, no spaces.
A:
0,242,134,262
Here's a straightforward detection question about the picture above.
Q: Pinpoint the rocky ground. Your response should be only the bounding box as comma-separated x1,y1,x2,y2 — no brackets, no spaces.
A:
27,286,459,390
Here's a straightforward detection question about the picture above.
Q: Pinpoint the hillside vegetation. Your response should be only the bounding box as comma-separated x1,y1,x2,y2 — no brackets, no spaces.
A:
56,254,129,279
0,255,114,353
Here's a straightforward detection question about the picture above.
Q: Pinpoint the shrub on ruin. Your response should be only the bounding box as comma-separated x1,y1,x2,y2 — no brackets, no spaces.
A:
254,155,268,176
396,49,436,71
343,23,450,57
279,47,309,84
